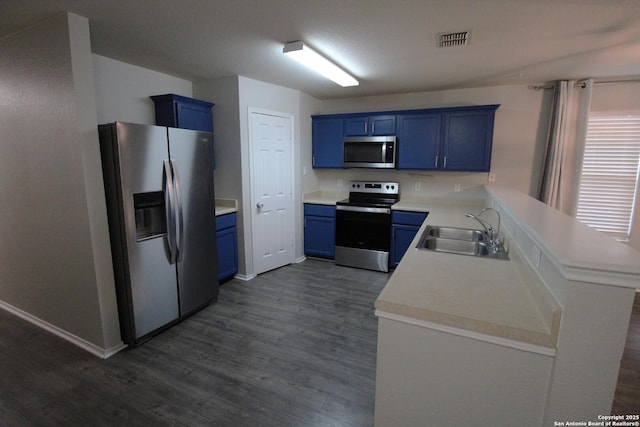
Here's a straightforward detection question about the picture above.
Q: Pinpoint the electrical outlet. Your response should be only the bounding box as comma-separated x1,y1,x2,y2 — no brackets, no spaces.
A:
488,172,496,182
454,184,461,192
337,179,343,187
414,181,422,191
303,166,307,175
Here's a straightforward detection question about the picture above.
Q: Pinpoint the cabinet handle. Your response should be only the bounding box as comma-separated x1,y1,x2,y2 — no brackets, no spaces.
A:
443,156,447,168
372,122,375,134
364,122,368,134
434,155,438,167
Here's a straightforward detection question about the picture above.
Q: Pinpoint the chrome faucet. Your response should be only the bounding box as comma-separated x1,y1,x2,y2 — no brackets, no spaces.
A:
466,207,502,252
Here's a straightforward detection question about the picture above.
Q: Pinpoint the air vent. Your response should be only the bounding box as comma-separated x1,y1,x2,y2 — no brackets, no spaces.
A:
438,31,471,48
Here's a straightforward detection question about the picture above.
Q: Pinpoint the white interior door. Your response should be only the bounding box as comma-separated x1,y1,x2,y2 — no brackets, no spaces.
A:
250,110,294,275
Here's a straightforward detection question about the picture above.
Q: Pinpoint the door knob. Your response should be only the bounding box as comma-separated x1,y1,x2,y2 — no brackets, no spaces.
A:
257,201,264,209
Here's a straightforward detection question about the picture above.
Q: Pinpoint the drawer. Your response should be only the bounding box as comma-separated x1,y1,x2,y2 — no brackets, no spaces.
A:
304,203,336,218
216,212,236,230
392,210,428,226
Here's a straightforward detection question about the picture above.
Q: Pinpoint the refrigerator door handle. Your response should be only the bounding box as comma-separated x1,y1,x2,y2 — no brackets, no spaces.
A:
163,160,178,264
171,160,185,262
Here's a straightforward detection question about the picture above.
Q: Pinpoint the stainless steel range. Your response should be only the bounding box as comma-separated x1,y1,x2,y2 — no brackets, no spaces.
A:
335,181,399,272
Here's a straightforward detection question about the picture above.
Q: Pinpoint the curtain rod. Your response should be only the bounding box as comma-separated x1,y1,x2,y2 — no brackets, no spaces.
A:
529,78,640,91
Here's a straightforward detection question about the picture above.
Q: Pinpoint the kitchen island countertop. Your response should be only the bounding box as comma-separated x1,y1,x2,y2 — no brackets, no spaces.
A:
375,185,640,423
376,191,561,349
375,189,560,348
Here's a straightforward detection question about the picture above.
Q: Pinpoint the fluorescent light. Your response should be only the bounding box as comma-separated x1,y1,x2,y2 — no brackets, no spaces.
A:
283,41,359,87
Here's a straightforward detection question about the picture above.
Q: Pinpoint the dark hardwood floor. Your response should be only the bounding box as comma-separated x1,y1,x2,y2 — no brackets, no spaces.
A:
612,292,640,415
1,260,638,426
0,260,388,426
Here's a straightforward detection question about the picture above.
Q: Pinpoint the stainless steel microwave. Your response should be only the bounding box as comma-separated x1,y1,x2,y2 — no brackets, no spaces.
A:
343,136,397,168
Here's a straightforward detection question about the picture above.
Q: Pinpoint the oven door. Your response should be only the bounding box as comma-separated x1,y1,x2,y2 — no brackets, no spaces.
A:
335,205,392,272
335,206,391,250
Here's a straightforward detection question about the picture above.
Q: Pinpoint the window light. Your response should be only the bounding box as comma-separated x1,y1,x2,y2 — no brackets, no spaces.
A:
283,41,359,87
576,113,640,240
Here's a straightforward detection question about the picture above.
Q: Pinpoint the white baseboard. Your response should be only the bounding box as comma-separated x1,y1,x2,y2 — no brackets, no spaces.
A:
0,300,126,359
233,273,255,281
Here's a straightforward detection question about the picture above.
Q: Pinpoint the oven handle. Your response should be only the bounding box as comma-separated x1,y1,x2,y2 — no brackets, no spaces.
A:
336,205,391,214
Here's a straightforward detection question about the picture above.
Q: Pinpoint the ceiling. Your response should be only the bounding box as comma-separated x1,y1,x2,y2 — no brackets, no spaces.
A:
2,0,640,99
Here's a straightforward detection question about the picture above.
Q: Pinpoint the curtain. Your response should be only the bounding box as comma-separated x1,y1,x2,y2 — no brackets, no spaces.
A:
537,79,593,215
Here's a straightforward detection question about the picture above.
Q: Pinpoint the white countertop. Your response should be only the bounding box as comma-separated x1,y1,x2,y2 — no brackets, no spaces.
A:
215,198,238,216
487,186,640,279
376,189,561,348
302,191,347,205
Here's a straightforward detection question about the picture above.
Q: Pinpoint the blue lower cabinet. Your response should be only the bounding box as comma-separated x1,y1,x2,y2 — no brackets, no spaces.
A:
216,213,238,282
304,204,336,259
390,211,428,268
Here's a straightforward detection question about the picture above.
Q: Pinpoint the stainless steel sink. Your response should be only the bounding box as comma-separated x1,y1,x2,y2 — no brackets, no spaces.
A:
426,226,487,242
422,237,490,256
416,225,509,260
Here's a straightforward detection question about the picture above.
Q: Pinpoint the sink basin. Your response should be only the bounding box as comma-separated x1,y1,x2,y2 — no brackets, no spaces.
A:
426,226,487,242
422,237,490,256
416,225,509,260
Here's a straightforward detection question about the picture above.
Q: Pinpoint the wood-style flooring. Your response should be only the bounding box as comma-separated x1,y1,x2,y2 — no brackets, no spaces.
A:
0,260,388,426
612,292,640,415
1,259,638,426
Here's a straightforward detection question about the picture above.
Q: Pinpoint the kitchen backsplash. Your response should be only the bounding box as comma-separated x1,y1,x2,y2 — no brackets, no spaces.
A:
315,169,490,199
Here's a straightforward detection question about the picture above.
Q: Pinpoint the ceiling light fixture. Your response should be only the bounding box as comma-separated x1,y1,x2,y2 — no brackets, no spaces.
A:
283,41,359,87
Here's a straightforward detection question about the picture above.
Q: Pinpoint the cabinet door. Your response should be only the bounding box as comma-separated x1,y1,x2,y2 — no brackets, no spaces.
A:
442,110,494,171
312,117,343,168
304,215,336,259
216,226,238,281
344,116,369,136
151,94,214,132
397,114,441,170
176,102,213,132
344,115,396,136
370,115,396,135
390,224,420,268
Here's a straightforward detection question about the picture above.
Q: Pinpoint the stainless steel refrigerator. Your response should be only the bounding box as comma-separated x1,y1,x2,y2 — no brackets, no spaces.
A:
99,122,218,346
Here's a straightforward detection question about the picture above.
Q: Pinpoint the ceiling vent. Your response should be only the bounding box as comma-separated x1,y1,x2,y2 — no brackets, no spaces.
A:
438,31,471,48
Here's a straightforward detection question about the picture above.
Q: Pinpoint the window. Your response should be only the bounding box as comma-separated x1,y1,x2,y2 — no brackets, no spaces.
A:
576,113,640,240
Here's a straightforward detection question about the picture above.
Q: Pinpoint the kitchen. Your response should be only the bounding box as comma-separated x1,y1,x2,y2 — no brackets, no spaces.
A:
2,1,640,425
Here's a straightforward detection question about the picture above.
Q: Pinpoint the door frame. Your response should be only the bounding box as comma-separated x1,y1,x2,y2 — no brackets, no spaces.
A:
247,107,296,275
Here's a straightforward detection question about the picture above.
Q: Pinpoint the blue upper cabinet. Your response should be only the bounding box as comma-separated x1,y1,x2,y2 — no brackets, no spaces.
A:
312,116,343,168
396,105,498,171
311,105,499,171
441,108,496,171
344,115,396,136
397,113,441,170
150,94,214,132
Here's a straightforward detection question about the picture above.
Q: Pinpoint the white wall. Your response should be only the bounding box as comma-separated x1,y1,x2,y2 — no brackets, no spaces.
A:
315,84,549,198
193,77,242,201
93,54,192,125
193,77,245,271
195,76,318,277
0,13,121,355
237,77,307,276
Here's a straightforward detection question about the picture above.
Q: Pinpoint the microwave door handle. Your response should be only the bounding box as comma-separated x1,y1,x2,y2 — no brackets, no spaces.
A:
382,142,387,160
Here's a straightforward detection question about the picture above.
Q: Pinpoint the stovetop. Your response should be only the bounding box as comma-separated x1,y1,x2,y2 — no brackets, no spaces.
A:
337,181,400,207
